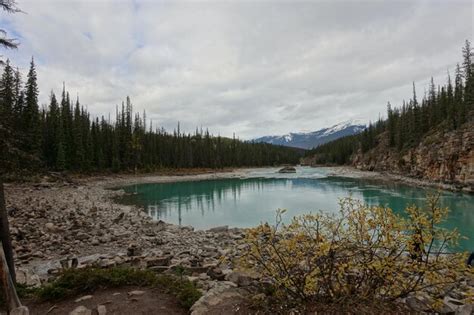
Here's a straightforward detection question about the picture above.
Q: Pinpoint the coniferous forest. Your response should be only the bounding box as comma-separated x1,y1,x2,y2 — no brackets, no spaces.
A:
306,41,474,165
0,59,301,175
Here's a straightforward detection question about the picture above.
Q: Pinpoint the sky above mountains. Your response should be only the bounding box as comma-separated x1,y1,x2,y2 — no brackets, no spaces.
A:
1,0,472,139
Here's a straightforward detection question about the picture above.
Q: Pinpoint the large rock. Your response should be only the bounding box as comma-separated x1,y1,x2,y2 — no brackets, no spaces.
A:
97,305,107,315
278,166,296,173
225,271,256,287
10,306,29,315
190,281,240,315
69,306,92,315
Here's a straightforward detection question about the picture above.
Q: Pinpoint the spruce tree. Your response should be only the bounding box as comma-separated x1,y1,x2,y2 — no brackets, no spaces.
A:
462,40,474,115
0,59,15,120
43,92,60,167
73,97,84,169
22,58,41,161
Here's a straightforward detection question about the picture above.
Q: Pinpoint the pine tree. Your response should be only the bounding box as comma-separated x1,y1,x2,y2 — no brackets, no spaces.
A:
446,72,455,129
454,63,464,125
72,96,84,169
0,59,15,120
462,40,474,115
22,58,41,161
12,67,23,131
0,59,16,171
43,92,60,167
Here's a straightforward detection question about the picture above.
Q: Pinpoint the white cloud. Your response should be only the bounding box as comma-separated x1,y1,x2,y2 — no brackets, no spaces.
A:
1,0,472,138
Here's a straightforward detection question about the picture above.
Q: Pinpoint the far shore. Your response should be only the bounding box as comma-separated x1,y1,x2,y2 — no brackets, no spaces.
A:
79,165,472,194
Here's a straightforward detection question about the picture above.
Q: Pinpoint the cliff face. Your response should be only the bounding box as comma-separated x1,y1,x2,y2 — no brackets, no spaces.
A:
352,120,474,192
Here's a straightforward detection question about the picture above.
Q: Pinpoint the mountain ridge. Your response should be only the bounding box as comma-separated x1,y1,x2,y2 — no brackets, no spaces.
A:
253,120,366,149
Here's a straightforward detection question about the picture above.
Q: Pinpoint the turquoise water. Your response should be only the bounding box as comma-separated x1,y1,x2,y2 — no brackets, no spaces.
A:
119,168,474,251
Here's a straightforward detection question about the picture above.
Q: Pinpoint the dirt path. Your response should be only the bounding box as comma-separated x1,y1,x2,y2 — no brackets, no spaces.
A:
24,286,186,315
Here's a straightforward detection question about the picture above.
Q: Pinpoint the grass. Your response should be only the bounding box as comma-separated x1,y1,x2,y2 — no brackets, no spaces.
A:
15,267,202,309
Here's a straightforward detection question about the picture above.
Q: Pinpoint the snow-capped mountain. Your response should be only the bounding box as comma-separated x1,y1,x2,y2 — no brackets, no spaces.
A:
253,120,366,150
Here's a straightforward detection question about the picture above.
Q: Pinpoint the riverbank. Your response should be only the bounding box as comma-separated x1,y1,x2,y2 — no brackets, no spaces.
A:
4,169,260,313
3,167,474,314
323,166,474,193
4,169,248,271
5,166,472,273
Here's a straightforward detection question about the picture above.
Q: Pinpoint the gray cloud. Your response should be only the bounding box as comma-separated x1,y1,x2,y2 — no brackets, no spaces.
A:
1,0,472,138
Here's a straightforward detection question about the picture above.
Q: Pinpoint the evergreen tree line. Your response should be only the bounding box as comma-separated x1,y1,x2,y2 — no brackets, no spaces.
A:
0,59,301,174
306,41,474,165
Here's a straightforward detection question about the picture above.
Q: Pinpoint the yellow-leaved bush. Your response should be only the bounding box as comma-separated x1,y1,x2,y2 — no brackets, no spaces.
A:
240,195,473,309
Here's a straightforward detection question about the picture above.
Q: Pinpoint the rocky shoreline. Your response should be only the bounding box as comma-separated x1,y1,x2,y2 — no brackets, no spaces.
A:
4,169,474,314
5,171,257,314
324,166,474,193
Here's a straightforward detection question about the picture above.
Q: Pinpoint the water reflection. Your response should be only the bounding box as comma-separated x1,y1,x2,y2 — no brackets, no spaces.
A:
120,176,474,251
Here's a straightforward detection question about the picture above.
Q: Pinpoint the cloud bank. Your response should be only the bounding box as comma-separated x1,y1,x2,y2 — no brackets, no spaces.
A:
1,0,472,138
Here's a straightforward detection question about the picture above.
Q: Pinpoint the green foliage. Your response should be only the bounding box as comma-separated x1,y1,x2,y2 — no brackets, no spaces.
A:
0,66,302,175
241,196,473,311
36,267,157,300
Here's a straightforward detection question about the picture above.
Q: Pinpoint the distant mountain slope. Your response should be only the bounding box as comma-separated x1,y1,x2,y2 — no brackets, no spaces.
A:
253,120,366,149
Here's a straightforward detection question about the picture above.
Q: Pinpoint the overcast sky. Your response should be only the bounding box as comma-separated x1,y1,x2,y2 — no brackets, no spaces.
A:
1,0,472,139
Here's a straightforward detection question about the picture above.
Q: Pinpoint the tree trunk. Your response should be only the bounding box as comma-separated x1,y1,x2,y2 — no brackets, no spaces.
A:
0,180,15,282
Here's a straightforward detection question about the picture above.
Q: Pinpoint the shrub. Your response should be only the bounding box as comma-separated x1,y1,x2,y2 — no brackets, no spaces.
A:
240,195,473,310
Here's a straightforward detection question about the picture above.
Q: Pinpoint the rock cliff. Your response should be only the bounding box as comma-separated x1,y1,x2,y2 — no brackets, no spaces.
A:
352,119,474,192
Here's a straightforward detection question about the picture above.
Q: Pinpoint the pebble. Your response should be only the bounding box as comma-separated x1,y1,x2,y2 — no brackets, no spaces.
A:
75,295,93,303
128,290,145,296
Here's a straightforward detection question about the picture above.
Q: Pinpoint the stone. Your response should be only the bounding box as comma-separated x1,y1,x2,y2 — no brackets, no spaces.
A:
456,304,473,315
69,306,92,315
128,290,145,296
406,296,429,312
75,295,93,303
181,225,194,232
127,244,140,257
10,306,29,315
145,255,172,267
76,232,89,241
467,278,474,287
149,266,169,273
190,282,242,315
198,273,210,281
225,271,254,287
113,212,125,223
208,226,228,233
97,305,106,315
278,166,296,173
207,267,225,281
45,222,56,232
